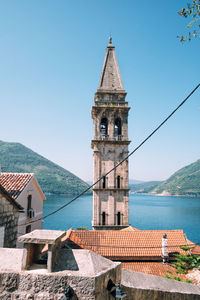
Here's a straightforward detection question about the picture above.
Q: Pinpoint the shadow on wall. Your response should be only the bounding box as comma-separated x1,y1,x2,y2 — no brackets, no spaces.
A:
54,248,79,272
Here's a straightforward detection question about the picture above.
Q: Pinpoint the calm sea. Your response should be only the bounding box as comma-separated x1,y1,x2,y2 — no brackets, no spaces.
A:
43,193,200,244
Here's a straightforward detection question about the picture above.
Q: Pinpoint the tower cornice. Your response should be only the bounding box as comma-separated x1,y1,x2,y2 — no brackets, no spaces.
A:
91,140,131,146
91,105,130,119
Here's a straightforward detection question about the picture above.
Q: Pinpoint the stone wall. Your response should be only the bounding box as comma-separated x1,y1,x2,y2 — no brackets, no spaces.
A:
1,264,200,299
0,194,19,248
122,269,200,300
0,264,121,300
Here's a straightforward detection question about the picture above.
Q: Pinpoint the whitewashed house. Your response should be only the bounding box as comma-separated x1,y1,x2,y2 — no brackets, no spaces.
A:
0,173,46,247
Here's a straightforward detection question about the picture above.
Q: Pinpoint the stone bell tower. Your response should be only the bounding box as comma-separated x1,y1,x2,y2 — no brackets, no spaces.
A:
91,37,131,230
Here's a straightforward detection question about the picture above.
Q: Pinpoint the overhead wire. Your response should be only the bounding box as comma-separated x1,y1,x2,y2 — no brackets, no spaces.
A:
17,82,200,227
62,242,200,249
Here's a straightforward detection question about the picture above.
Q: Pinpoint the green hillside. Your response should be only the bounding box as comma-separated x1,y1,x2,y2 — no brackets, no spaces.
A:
151,160,200,197
0,140,91,195
129,181,162,193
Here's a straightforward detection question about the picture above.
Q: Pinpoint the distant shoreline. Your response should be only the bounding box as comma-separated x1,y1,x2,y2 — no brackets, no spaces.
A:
130,192,200,198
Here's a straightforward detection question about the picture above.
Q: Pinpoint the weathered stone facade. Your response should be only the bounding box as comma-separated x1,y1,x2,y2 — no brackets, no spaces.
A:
1,265,200,299
92,38,130,229
0,187,21,248
0,241,121,299
1,230,200,299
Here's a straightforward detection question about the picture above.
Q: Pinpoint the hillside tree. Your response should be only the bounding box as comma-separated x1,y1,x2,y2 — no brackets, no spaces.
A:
178,0,200,41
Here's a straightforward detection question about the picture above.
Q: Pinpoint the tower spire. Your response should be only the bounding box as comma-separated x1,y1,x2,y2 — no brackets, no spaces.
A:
97,38,125,93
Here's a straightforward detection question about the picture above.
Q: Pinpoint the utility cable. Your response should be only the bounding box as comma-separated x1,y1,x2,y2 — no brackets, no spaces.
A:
18,82,200,227
63,242,200,249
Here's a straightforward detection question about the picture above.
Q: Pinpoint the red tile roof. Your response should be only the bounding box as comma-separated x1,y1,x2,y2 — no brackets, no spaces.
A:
120,226,140,231
0,184,23,210
188,240,200,255
67,229,189,260
0,173,33,199
121,262,185,278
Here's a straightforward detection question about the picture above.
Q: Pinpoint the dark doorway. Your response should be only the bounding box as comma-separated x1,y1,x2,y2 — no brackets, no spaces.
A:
117,176,120,188
102,212,106,225
102,176,106,189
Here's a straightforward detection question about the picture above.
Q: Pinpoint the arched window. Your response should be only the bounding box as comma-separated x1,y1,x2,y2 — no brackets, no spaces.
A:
114,118,121,140
117,176,120,188
117,212,121,225
100,118,108,139
102,176,106,189
102,212,106,225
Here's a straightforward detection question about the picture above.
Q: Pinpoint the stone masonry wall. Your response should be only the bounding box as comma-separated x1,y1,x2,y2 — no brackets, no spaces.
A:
1,266,200,299
122,286,200,300
0,195,19,248
0,264,121,300
122,269,200,300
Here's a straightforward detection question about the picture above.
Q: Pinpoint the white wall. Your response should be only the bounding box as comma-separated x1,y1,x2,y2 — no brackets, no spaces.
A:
16,177,45,247
0,226,5,247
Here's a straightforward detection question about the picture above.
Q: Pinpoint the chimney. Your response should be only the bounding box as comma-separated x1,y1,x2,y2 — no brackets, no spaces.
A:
162,233,168,263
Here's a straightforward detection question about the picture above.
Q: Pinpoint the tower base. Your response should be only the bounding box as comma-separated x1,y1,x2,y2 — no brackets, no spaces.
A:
92,225,129,231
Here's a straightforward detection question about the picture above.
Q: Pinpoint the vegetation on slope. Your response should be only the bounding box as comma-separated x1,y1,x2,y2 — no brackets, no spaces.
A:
0,140,91,195
151,159,200,197
129,181,162,193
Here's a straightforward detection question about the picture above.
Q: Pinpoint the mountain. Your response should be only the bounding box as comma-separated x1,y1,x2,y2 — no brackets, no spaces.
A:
129,181,162,193
129,179,145,185
150,159,200,197
0,140,91,195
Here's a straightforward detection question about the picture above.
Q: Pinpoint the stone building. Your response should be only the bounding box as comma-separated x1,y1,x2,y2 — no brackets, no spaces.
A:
0,184,23,248
91,37,130,229
1,229,200,299
0,172,46,246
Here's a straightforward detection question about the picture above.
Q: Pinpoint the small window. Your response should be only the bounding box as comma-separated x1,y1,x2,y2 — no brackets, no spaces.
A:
26,225,31,233
102,176,106,189
102,212,106,225
27,195,32,210
117,176,120,188
100,118,108,139
117,212,121,225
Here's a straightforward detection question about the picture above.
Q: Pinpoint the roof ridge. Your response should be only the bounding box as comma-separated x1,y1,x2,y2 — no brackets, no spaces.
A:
1,172,34,175
74,229,184,233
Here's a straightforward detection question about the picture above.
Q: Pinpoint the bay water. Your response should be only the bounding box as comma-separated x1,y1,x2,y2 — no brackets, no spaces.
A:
43,193,200,244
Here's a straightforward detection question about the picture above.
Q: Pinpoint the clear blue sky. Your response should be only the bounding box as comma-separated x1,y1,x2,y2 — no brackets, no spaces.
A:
0,0,199,182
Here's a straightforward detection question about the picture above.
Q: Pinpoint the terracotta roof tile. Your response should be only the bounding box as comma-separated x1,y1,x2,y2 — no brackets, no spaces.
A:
120,226,140,231
0,173,34,199
0,184,23,210
188,240,200,255
68,229,189,259
121,262,186,280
